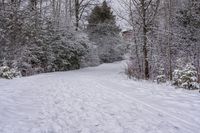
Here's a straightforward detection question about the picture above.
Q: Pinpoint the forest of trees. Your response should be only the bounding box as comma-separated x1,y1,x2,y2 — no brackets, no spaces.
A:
0,0,199,89
117,0,200,89
0,0,125,77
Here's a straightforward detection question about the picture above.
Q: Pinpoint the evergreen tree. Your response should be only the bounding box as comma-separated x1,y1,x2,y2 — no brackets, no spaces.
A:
172,63,199,90
88,6,102,26
88,1,115,25
87,1,120,34
87,1,125,63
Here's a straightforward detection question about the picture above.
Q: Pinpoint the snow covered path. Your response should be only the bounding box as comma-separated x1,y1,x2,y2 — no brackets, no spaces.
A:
0,61,200,133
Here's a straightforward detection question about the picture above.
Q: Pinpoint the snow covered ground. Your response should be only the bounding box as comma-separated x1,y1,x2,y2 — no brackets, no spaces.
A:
0,61,200,133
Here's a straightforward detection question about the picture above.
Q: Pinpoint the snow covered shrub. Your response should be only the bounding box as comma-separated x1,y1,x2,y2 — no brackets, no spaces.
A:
0,2,100,77
125,61,141,79
156,66,166,84
125,62,134,79
80,44,100,67
75,32,100,67
172,63,200,90
12,27,99,76
156,75,167,84
1,29,98,76
88,25,126,63
0,66,21,79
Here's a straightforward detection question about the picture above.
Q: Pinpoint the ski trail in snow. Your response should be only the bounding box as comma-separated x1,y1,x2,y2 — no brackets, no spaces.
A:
94,82,199,130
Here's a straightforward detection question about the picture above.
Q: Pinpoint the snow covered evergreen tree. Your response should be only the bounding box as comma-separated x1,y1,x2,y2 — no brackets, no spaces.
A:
87,1,125,63
173,63,200,90
156,65,167,84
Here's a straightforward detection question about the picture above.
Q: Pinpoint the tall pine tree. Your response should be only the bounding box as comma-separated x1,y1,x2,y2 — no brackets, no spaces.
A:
87,1,119,35
87,1,124,63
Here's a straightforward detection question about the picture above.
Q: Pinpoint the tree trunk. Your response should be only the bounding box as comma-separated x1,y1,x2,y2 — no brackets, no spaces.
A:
69,0,72,19
143,27,149,79
165,0,173,80
198,47,200,83
141,0,149,80
65,0,68,24
169,0,173,80
52,0,56,26
1,0,5,11
40,0,42,15
75,0,79,31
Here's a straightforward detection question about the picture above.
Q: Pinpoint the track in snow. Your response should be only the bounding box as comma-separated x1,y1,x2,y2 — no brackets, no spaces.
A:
0,61,200,133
